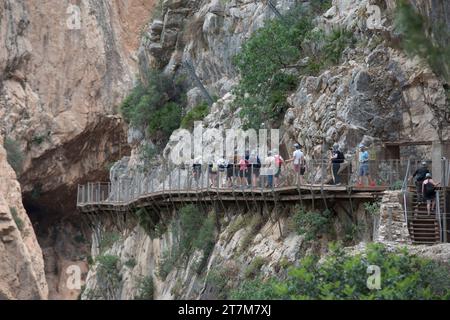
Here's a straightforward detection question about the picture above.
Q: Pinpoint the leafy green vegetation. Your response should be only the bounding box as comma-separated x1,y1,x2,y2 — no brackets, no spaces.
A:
134,276,154,300
120,70,186,146
181,102,209,130
395,0,450,82
96,254,121,297
125,258,137,269
147,102,182,138
99,231,121,254
243,257,267,279
364,201,381,216
31,134,46,145
293,206,332,241
232,243,450,300
10,207,24,232
204,265,239,299
230,278,279,300
232,1,352,129
4,137,24,174
157,205,217,279
239,214,267,253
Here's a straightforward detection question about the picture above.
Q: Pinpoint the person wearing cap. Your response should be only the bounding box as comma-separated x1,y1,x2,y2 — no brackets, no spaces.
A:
412,161,430,204
329,143,344,185
357,144,370,186
286,143,306,185
422,173,440,215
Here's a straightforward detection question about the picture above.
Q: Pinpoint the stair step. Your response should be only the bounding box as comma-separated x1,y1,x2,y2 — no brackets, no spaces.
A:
410,228,439,231
412,241,439,245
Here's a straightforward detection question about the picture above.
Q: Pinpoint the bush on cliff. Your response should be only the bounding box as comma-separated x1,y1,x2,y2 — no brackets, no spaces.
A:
231,243,450,300
120,70,186,145
233,1,354,129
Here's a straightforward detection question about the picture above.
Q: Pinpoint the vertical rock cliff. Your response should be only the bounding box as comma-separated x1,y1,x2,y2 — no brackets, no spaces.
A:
0,0,155,299
0,138,47,299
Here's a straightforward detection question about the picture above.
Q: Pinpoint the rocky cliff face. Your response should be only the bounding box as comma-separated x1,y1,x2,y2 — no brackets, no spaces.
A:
0,138,47,299
0,0,155,299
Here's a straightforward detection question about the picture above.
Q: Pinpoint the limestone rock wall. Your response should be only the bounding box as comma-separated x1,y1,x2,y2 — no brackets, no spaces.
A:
0,0,154,194
0,138,48,299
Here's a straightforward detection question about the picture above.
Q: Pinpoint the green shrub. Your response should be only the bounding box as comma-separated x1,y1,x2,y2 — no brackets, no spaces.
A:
232,243,450,300
230,278,279,300
364,202,381,216
10,207,24,232
179,204,205,257
239,214,267,253
395,0,449,82
293,207,332,241
96,254,121,296
157,248,179,281
125,258,137,269
232,1,348,129
181,102,209,130
120,70,186,145
99,231,121,254
205,267,233,299
157,206,217,278
135,276,154,300
147,102,182,138
244,257,266,279
31,135,45,145
390,180,403,190
193,214,216,274
4,137,24,174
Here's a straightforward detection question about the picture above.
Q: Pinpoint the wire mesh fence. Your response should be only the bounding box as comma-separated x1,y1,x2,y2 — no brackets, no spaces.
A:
77,159,432,205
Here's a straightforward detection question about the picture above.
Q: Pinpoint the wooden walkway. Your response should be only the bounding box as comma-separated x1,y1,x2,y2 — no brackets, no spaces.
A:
77,184,387,214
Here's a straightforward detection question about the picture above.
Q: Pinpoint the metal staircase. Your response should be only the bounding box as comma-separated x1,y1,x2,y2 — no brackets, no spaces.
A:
407,187,441,245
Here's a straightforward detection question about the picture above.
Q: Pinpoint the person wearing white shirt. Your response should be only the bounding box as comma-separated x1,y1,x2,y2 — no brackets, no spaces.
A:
286,144,306,185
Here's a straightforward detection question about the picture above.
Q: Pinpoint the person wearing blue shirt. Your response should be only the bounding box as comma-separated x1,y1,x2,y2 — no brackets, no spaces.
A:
357,144,370,186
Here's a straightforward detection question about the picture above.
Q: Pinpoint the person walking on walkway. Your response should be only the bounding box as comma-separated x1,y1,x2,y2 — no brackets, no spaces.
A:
238,155,249,187
412,161,430,204
264,150,276,188
274,150,285,187
422,173,440,215
192,156,202,188
208,156,218,187
357,144,371,186
248,150,261,187
286,144,306,185
330,144,344,185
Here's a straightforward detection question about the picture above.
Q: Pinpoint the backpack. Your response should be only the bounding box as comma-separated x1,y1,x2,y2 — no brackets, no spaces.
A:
415,168,428,182
336,151,345,163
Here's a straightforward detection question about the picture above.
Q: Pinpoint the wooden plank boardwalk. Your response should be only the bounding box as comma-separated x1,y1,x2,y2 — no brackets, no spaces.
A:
77,184,388,214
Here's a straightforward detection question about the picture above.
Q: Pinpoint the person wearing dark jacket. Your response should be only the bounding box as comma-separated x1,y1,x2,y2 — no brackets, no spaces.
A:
412,161,430,204
330,144,344,185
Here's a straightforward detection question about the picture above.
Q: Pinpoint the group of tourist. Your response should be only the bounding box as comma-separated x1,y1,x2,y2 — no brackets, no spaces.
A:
191,144,441,215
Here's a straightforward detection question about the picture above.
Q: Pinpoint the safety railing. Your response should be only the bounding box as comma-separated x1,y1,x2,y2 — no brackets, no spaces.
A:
77,159,419,206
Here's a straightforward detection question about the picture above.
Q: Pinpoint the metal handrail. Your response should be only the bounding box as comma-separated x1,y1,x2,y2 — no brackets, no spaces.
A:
77,159,425,207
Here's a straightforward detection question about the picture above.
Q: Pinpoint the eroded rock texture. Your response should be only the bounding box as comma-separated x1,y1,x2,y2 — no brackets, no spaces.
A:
0,139,48,299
